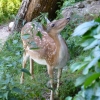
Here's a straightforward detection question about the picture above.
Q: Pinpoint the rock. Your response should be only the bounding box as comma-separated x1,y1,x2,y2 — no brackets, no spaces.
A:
77,2,85,8
8,22,14,31
62,0,100,21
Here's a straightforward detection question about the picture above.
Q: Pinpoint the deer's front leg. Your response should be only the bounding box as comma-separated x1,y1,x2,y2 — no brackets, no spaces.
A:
20,52,29,84
30,57,34,79
47,66,54,100
56,68,62,96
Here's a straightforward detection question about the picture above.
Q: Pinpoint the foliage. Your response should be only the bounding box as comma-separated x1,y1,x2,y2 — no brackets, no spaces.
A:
0,32,23,99
67,18,100,100
0,0,21,24
59,71,80,100
33,13,48,22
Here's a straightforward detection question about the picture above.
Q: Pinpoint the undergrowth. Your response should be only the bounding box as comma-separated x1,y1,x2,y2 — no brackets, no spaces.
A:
0,32,48,99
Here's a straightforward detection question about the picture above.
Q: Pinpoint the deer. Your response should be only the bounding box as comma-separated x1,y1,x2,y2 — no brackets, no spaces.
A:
20,17,70,100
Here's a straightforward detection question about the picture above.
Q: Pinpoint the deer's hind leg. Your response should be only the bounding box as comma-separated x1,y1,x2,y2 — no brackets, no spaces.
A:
20,52,29,84
30,57,34,79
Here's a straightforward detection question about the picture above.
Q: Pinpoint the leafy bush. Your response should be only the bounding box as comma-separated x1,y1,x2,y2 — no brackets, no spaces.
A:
0,0,21,24
59,70,81,100
66,18,100,100
0,32,23,99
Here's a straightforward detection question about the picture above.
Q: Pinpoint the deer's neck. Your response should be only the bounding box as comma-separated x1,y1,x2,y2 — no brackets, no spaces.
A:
49,33,61,50
49,33,62,63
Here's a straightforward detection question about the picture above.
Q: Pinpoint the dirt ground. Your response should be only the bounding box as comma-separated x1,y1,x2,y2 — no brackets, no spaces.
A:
0,24,10,50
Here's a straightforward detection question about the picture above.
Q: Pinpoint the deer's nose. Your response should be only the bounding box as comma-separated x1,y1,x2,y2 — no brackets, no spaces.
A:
66,17,70,21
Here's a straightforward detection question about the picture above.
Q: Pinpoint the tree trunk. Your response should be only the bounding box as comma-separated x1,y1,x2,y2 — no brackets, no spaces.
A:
12,0,61,32
12,0,31,32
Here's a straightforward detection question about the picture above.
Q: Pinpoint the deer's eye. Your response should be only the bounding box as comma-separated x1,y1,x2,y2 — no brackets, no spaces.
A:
51,24,55,27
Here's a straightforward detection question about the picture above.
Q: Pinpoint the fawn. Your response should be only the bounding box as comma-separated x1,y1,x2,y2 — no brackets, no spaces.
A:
20,17,70,100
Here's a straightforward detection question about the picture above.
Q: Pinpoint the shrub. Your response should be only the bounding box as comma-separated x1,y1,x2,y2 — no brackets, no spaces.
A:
66,18,100,100
0,0,21,24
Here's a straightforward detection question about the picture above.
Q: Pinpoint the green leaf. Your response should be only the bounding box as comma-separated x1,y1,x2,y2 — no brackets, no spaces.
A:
85,88,93,100
22,20,26,26
15,51,21,55
21,68,31,76
13,40,18,44
29,41,39,49
95,18,100,23
70,62,81,72
73,95,85,100
83,57,100,75
75,75,87,86
92,46,100,58
36,31,43,40
6,42,13,51
90,27,97,36
0,92,9,99
96,25,100,34
65,96,72,100
30,47,39,50
81,38,94,47
95,87,100,96
84,73,100,88
2,79,10,84
3,91,9,100
72,21,98,36
1,86,7,89
0,92,4,98
95,65,100,73
22,34,30,39
70,62,88,72
12,87,23,94
84,40,100,50
41,19,45,25
32,21,43,30
6,64,13,67
93,83,100,97
94,34,100,39
84,56,92,61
